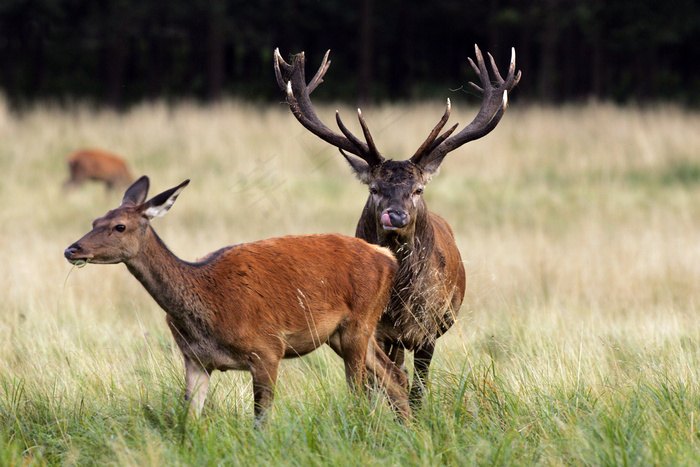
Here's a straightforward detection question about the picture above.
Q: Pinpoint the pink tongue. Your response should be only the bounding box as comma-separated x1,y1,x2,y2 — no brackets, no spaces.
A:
381,213,393,227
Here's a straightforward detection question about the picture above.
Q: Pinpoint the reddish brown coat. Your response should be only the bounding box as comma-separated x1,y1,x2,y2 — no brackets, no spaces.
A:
64,148,133,191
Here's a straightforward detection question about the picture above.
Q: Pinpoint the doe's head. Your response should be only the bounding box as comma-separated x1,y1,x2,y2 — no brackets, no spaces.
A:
64,176,189,265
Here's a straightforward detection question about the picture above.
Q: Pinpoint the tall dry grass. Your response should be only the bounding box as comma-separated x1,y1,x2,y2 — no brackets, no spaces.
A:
1,95,700,464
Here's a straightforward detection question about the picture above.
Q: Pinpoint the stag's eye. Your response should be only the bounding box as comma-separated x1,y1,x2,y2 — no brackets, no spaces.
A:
414,188,424,196
369,187,379,195
114,224,126,232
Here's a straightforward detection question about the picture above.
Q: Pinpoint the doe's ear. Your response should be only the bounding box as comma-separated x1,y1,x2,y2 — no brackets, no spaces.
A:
143,179,190,220
121,176,150,206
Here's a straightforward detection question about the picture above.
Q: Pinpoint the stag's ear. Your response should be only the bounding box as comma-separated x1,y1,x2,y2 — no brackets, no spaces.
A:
142,179,190,220
417,154,445,178
340,149,372,184
121,176,150,206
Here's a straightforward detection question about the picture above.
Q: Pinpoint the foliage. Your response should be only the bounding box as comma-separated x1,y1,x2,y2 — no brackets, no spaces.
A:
1,0,700,106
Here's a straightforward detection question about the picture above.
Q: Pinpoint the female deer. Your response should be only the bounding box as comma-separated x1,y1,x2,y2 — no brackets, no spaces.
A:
63,148,134,191
64,176,409,423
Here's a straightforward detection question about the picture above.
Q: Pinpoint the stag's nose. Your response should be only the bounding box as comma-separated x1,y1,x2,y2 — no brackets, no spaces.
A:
381,209,409,229
64,243,81,260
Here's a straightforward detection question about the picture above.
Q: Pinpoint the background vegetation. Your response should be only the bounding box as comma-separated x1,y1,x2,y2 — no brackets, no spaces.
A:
1,96,700,464
2,1,700,464
2,0,700,106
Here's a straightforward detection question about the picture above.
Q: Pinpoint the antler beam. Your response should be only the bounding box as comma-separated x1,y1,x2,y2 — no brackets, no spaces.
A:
274,49,384,167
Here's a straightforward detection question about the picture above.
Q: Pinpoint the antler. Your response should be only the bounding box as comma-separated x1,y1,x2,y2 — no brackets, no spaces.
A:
411,45,522,168
274,48,384,167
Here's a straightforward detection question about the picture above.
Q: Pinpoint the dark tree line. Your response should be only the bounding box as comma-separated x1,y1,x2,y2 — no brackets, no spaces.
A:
2,0,699,107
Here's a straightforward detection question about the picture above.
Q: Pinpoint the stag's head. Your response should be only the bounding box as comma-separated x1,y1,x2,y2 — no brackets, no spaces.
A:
364,160,426,233
274,46,521,238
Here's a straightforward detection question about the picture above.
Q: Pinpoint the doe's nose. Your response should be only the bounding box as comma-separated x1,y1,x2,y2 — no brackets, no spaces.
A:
64,244,81,260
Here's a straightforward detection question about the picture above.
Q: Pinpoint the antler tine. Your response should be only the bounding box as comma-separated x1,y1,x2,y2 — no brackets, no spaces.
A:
307,50,331,94
410,99,452,161
509,48,522,87
334,110,382,165
488,47,521,89
488,52,504,85
466,45,489,92
335,111,367,154
356,109,382,162
426,123,459,155
414,44,521,168
273,48,293,90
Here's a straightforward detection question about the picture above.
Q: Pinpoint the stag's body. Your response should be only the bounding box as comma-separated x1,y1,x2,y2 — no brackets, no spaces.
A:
65,176,409,423
64,148,133,191
355,163,466,349
350,162,467,406
275,46,520,405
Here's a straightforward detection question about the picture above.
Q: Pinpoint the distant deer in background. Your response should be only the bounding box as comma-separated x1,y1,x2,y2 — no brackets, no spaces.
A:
63,148,133,191
275,45,521,408
64,176,410,424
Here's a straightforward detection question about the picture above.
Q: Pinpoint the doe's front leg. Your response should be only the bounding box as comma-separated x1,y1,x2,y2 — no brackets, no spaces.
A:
184,356,211,418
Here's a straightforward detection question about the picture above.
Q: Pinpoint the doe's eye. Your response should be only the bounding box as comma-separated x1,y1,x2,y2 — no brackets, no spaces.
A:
114,224,126,232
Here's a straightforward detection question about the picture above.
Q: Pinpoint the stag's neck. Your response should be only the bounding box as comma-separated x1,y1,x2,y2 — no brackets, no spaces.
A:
124,227,204,324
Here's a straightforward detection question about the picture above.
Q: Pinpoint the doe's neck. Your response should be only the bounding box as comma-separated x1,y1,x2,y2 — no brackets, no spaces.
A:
124,227,201,322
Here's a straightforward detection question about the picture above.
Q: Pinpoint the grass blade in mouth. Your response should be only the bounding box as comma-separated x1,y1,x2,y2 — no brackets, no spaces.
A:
63,259,90,290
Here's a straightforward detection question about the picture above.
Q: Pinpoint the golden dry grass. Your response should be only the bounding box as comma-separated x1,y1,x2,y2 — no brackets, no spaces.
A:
1,95,700,464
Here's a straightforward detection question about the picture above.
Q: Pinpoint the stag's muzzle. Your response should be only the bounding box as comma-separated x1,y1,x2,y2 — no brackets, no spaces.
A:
381,210,409,230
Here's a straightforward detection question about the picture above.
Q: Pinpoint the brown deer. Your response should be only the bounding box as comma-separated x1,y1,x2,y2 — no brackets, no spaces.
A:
64,176,410,424
274,45,521,407
63,148,134,191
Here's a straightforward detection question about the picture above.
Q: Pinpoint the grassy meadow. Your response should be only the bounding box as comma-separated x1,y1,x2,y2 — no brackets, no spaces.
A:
1,94,700,465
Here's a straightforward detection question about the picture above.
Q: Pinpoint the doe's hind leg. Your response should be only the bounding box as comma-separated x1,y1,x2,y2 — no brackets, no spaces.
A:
248,350,282,426
366,338,411,419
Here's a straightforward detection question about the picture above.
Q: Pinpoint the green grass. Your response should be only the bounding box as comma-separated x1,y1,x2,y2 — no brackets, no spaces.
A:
2,97,700,464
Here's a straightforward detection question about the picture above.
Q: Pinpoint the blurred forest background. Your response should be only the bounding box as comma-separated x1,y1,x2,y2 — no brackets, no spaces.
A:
2,0,699,107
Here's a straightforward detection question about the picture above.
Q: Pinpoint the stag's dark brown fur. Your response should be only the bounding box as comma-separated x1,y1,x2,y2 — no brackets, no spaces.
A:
64,176,409,424
356,160,466,341
275,45,520,406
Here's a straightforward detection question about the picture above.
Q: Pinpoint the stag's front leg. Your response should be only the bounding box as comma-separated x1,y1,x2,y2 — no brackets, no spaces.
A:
184,356,211,418
384,341,409,381
410,341,435,410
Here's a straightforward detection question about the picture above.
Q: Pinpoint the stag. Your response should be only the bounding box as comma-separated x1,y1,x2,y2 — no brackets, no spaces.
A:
275,45,520,407
63,148,134,191
65,176,410,424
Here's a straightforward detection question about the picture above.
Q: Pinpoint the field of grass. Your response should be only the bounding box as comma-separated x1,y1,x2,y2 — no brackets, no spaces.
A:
1,94,700,465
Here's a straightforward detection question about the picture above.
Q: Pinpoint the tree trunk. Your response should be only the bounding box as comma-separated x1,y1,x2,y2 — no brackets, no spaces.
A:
207,1,226,101
358,0,374,105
